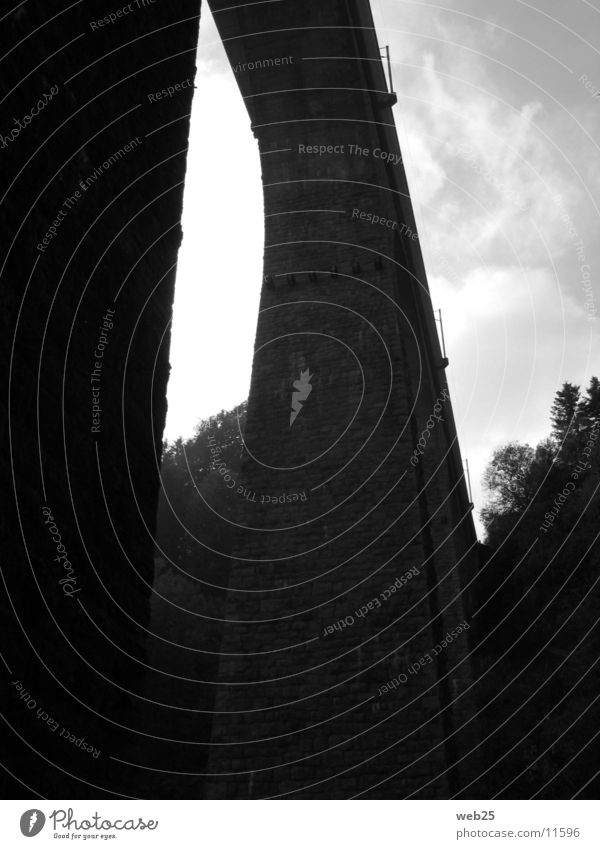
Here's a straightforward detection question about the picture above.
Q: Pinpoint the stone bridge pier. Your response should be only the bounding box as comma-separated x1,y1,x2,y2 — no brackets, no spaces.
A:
205,0,480,799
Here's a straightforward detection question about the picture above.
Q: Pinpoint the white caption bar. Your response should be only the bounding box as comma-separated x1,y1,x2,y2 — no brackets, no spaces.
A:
1,800,599,848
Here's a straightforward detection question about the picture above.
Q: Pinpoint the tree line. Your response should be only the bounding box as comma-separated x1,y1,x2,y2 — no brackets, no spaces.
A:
151,380,600,797
474,377,600,797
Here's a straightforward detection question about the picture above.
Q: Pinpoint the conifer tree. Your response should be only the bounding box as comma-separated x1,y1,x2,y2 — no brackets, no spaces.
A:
580,376,600,430
550,382,581,461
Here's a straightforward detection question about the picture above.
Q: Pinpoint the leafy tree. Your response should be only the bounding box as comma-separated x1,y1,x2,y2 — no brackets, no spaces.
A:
155,401,247,564
481,442,535,518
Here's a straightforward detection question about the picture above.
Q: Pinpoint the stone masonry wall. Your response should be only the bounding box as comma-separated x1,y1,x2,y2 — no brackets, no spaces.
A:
206,0,480,799
0,0,201,798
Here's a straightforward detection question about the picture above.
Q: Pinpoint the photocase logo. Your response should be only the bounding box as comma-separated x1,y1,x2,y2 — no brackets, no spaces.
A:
20,810,45,837
290,368,313,426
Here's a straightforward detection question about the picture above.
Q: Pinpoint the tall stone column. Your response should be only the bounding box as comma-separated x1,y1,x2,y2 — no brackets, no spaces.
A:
0,0,201,798
206,0,479,798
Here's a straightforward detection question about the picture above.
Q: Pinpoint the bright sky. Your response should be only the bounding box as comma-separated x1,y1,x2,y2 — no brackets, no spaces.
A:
165,0,600,522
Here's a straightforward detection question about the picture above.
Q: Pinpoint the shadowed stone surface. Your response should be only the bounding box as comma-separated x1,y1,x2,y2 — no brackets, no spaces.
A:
1,0,480,800
206,0,480,799
0,0,201,798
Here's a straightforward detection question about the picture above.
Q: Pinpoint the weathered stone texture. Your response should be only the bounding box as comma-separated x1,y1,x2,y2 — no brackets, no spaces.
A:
206,0,479,798
0,0,480,800
0,0,201,797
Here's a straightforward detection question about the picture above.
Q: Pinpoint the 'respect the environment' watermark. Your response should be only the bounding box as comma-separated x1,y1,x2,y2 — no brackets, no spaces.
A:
37,137,142,253
233,55,294,73
79,137,142,191
322,566,420,637
90,308,116,434
42,506,80,597
12,680,100,758
377,620,470,696
1,84,59,151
